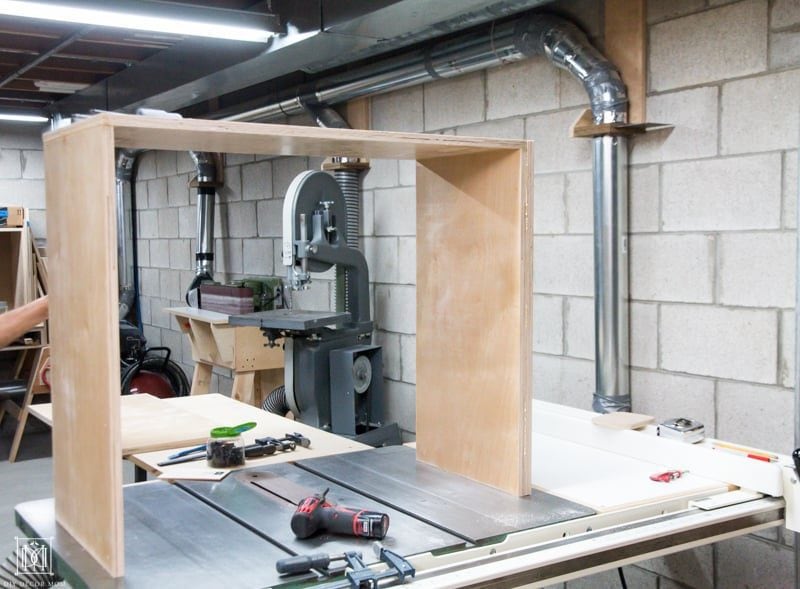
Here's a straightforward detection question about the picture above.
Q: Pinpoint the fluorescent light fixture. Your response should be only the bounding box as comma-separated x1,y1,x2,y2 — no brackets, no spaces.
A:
0,113,49,123
0,0,277,43
34,80,91,93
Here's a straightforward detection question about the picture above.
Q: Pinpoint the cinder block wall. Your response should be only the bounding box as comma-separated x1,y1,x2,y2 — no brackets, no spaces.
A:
21,0,789,585
0,123,46,238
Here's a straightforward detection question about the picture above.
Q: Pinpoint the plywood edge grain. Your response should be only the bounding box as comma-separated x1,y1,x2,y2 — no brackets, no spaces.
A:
518,142,534,494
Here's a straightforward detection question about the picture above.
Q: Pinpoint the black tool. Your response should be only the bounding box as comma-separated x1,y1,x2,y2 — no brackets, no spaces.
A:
157,438,283,467
255,432,311,452
276,551,360,576
285,432,312,448
278,543,414,589
792,448,800,476
291,488,390,540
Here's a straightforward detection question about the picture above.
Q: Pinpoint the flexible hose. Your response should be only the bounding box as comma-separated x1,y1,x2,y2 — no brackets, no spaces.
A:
120,351,190,397
262,385,290,416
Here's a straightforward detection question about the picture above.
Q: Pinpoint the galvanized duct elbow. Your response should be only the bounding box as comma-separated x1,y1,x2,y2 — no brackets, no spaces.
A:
515,14,628,124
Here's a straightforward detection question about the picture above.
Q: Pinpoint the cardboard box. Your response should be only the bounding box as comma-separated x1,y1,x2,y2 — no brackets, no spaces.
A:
0,206,25,228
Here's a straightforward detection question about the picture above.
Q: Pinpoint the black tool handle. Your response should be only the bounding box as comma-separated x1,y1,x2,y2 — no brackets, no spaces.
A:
244,443,277,458
276,553,331,575
323,506,390,539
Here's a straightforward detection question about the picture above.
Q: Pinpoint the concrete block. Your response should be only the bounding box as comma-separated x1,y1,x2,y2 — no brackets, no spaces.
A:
781,310,794,388
157,208,179,239
137,241,150,267
567,566,657,589
215,238,243,275
532,353,594,410
0,148,22,179
784,151,797,229
397,237,415,285
243,238,273,276
770,29,800,69
456,118,524,140
558,70,588,109
155,150,177,178
630,370,716,436
226,153,255,166
135,180,148,205
150,239,171,268
167,174,190,207
722,70,800,154
565,171,592,234
363,159,399,190
225,201,258,238
487,57,558,119
0,124,43,149
716,532,794,589
136,152,156,180
139,210,158,239
630,165,659,233
565,296,593,360
161,329,184,361
140,268,159,297
533,174,566,235
650,0,767,91
27,209,45,238
150,298,172,329
138,296,151,326
638,546,713,589
220,166,242,202
159,270,181,304
525,109,593,173
364,237,398,284
398,160,415,187
169,239,192,271
20,150,43,180
272,238,282,275
533,235,593,296
0,179,44,209
272,157,309,200
400,335,416,384
147,177,169,209
257,199,284,237
375,285,415,334
375,331,401,381
631,87,719,164
533,295,563,355
384,380,416,435
719,232,795,308
242,160,272,200
372,87,424,132
772,0,800,26
374,186,415,236
631,302,659,369
424,72,484,131
213,203,224,238
647,0,705,23
142,325,162,347
718,381,794,454
661,154,782,231
630,234,715,303
361,190,374,236
660,304,778,383
178,206,196,239
175,151,194,174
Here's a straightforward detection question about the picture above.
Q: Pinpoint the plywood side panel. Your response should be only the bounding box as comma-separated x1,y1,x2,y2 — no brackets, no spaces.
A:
45,122,124,576
605,0,646,124
47,114,523,161
416,146,533,496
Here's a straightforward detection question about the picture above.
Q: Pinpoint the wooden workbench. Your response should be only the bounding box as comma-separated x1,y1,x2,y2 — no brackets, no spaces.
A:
166,306,283,406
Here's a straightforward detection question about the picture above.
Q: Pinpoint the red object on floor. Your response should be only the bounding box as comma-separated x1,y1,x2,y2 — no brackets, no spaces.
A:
129,370,175,398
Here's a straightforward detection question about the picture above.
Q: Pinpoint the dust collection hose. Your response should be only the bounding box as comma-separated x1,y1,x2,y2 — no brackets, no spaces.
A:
121,347,190,397
263,385,290,416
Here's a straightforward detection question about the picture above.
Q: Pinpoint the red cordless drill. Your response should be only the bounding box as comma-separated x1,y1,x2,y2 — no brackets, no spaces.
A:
291,488,390,540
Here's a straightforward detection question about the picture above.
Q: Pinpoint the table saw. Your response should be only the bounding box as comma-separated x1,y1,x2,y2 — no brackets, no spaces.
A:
14,400,797,588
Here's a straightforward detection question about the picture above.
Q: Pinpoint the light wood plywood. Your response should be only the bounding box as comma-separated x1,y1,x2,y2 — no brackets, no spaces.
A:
416,147,534,496
45,121,124,577
605,0,646,124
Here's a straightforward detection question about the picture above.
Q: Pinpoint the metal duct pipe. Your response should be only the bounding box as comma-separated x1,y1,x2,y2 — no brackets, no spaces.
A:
115,148,140,318
592,136,630,412
190,151,217,281
227,13,625,125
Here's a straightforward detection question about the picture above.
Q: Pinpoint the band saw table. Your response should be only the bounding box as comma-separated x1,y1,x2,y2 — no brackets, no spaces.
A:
14,400,796,588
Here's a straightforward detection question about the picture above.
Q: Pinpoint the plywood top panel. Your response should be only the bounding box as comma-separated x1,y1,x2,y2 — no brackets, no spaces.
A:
44,113,525,160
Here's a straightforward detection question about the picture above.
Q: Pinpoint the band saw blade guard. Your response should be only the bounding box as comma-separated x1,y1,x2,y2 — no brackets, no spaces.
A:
232,171,385,436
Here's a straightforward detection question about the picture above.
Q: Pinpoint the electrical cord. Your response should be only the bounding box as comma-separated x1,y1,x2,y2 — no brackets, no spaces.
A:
618,567,628,589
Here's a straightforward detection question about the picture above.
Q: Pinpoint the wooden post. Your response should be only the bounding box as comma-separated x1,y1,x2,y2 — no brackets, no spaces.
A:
605,0,647,124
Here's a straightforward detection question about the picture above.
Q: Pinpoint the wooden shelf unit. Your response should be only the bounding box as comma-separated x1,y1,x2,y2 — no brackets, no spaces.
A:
44,113,533,577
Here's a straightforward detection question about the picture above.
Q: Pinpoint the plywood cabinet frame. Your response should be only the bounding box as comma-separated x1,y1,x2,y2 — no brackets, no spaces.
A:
44,113,533,577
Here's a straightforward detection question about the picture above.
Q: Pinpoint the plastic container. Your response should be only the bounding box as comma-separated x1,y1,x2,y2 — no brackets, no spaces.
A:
206,431,246,468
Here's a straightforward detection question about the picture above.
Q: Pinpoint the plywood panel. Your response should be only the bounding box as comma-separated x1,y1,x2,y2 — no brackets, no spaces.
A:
46,113,523,161
45,120,124,576
605,0,646,124
416,147,534,496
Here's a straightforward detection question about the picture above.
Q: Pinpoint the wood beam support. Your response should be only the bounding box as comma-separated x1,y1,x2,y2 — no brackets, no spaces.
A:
605,0,647,124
